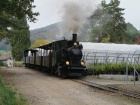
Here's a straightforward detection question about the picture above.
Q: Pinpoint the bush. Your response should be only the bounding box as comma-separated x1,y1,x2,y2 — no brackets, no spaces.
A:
87,63,140,75
135,65,140,74
88,64,106,75
14,61,24,67
88,64,94,75
0,61,4,67
0,61,8,67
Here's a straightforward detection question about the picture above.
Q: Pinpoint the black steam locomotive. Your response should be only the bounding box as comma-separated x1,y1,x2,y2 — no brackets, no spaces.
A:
23,34,87,77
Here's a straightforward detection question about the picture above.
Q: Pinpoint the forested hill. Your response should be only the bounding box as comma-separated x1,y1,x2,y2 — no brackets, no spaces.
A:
30,22,90,44
0,40,11,51
30,22,140,45
30,22,62,44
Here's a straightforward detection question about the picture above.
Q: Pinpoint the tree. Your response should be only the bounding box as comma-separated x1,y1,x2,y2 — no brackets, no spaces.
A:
102,35,110,43
0,13,30,39
102,0,126,43
90,5,104,42
11,17,31,60
0,0,39,60
78,20,91,42
124,23,139,43
90,0,127,43
0,0,39,22
0,0,39,39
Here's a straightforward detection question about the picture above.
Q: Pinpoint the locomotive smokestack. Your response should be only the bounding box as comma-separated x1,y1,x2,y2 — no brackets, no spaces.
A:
72,34,77,42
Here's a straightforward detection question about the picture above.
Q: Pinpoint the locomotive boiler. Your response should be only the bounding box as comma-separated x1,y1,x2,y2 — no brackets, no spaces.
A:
23,34,87,77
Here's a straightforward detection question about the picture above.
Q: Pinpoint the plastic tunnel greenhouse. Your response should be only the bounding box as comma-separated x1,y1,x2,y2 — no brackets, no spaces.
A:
81,42,140,65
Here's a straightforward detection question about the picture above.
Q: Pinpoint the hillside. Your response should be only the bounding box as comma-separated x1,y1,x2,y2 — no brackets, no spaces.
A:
0,39,11,51
30,22,63,44
0,22,90,51
30,22,90,44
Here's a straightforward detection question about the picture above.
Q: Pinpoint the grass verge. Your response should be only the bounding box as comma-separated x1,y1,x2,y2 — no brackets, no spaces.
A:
0,76,28,105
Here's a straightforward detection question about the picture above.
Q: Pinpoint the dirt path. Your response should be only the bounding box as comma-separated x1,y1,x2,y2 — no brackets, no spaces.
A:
0,67,140,105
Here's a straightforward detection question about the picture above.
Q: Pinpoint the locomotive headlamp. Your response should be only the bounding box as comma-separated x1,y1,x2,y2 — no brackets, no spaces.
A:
81,61,85,66
66,61,70,65
74,42,77,46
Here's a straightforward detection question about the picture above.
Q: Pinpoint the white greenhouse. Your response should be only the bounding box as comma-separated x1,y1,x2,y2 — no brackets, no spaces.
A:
81,42,140,66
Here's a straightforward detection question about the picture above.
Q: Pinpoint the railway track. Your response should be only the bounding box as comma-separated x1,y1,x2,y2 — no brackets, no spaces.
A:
73,79,140,100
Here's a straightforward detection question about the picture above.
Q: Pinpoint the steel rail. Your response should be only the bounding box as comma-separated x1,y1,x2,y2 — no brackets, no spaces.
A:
73,79,140,100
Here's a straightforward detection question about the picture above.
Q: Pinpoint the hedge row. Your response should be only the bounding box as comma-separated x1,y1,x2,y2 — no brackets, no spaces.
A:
88,63,140,75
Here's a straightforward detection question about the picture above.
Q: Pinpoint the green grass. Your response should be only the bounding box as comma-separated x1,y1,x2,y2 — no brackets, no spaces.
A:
0,77,28,105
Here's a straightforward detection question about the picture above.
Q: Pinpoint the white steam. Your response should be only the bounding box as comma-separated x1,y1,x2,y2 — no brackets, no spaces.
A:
61,0,95,34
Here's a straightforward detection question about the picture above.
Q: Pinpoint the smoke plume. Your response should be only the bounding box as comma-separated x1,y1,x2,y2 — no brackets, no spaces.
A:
61,0,95,34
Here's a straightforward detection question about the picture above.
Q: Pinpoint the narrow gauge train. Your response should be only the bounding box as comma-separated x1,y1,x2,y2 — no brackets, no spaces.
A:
23,34,87,77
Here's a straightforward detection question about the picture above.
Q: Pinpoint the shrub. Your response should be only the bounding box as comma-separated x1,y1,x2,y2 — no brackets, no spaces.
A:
14,61,24,67
0,61,4,67
87,64,95,75
87,63,140,75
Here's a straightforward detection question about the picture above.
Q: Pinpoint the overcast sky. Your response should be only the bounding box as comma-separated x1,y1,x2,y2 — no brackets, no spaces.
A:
27,0,140,30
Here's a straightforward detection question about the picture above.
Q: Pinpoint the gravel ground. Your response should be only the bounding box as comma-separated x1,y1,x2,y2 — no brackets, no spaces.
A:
85,76,140,94
0,67,140,105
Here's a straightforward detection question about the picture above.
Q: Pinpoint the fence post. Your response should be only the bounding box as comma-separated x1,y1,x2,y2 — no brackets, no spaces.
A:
126,58,128,84
134,59,136,86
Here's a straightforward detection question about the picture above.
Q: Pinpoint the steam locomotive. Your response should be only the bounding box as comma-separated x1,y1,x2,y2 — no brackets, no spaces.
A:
23,34,87,77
